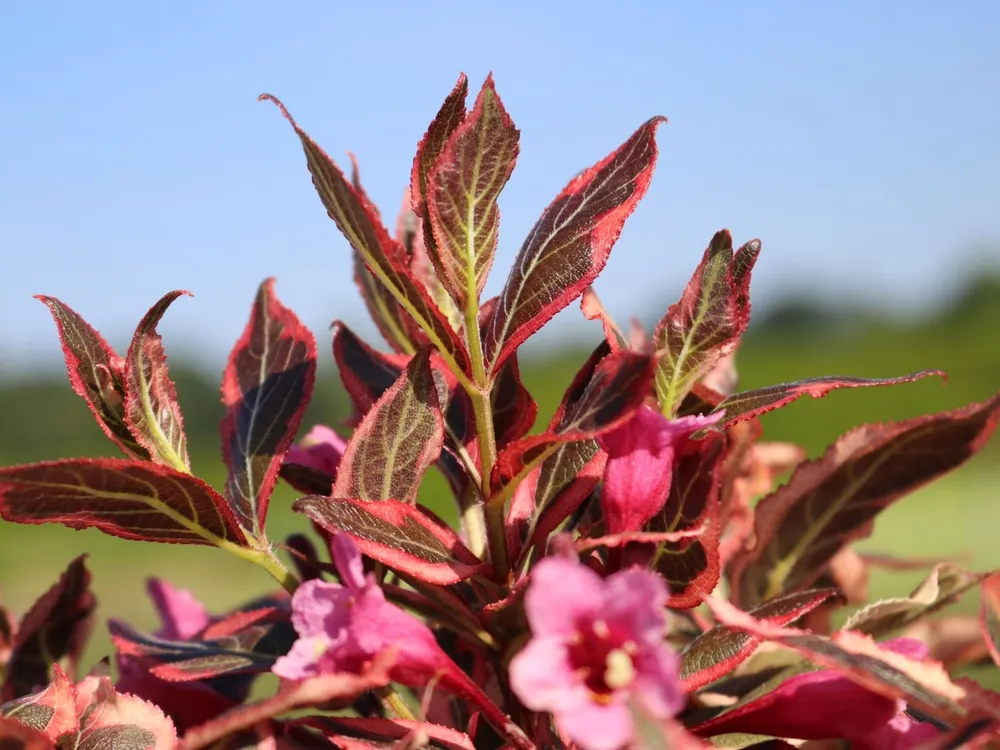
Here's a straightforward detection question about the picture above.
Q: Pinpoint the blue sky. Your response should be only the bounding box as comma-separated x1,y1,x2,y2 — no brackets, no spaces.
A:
2,1,998,376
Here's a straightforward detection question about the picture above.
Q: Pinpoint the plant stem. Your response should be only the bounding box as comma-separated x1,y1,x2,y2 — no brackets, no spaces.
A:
222,542,300,595
376,686,417,720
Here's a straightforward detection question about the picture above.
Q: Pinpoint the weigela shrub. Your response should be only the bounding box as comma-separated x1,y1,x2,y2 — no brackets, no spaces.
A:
1,73,999,750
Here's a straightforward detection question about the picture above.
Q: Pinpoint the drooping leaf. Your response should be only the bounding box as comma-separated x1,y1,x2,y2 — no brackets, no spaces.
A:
493,349,657,484
108,607,295,682
702,596,994,727
703,371,947,431
680,589,839,692
123,291,192,472
177,655,396,750
34,296,147,460
426,74,519,309
294,497,488,584
410,73,469,218
653,230,760,416
981,573,1000,668
0,458,248,547
220,278,317,538
260,94,471,377
482,116,666,374
729,393,1000,607
2,556,96,700
647,432,726,608
332,348,443,504
843,564,987,639
1,665,77,741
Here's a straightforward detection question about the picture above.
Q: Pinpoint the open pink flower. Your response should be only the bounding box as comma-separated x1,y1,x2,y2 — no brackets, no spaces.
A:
285,424,347,478
693,637,939,748
509,556,684,750
597,406,723,534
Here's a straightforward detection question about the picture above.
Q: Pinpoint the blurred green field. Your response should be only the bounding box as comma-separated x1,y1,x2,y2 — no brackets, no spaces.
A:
1,275,998,676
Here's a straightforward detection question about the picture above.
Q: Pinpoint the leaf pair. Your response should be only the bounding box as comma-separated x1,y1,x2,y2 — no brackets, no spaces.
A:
0,281,316,550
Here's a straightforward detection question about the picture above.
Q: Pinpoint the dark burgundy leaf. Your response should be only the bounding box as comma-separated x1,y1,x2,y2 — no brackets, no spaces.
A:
653,230,760,416
426,73,519,309
124,290,192,472
261,94,471,378
34,296,147,459
332,349,442,504
647,432,726,608
680,588,840,692
490,352,537,450
704,371,947,431
353,251,430,356
2,557,96,700
220,278,317,538
0,458,248,546
294,496,488,585
410,74,469,218
729,393,1000,607
482,116,666,374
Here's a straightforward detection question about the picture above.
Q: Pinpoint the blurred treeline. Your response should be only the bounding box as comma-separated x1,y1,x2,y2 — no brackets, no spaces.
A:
1,273,999,469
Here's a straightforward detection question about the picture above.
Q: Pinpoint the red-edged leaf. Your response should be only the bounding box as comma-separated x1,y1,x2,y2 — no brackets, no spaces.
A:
220,278,317,538
704,371,947,430
482,116,666,374
411,74,469,218
491,352,537,450
261,94,471,377
177,655,395,750
353,251,429,356
124,291,192,472
34,296,147,459
1,665,78,740
680,588,840,692
294,497,488,584
646,431,726,608
0,458,248,546
68,675,177,750
0,718,53,750
292,716,476,750
702,596,991,727
426,74,519,309
524,445,606,555
332,348,443,504
2,556,96,700
493,350,656,484
108,608,296,682
653,230,760,416
729,393,1000,607
981,573,1000,667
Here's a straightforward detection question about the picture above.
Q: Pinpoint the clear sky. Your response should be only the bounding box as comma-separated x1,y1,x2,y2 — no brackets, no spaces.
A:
2,1,998,376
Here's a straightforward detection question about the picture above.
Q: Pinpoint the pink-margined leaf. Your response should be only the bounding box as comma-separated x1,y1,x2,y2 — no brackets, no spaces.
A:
653,229,760,416
702,370,947,431
2,556,96,701
483,116,667,375
426,73,519,309
680,588,841,692
34,296,147,460
411,74,468,218
294,497,488,585
332,348,442,504
66,673,177,749
0,718,53,750
123,290,192,472
728,393,1000,607
260,94,471,378
0,665,78,741
220,278,316,538
0,458,248,547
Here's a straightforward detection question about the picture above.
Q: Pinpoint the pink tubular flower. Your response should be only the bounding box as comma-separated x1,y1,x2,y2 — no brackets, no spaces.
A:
509,556,685,750
285,424,348,478
694,637,939,748
597,406,723,534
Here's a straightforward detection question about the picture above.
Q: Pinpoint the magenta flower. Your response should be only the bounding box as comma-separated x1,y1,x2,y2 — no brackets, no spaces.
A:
694,637,939,748
285,424,348,478
597,405,723,534
509,556,684,750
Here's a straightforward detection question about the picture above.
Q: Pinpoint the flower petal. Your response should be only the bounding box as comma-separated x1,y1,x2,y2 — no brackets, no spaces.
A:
146,579,210,640
331,533,369,590
633,645,686,719
602,567,670,642
509,636,588,713
271,635,330,681
524,557,604,636
557,698,634,750
290,579,352,639
286,424,348,477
